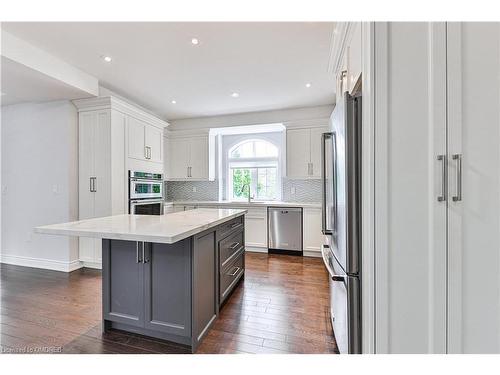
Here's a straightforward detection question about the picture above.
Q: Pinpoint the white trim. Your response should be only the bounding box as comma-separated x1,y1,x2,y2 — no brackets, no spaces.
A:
0,254,83,273
328,23,355,76
81,261,103,270
244,246,268,253
361,22,376,355
73,96,169,130
303,250,321,258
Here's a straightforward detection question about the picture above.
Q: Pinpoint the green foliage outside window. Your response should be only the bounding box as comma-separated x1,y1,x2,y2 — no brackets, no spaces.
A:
232,169,251,198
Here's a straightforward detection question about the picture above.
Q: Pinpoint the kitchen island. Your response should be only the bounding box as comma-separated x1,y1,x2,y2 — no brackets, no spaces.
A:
36,209,247,352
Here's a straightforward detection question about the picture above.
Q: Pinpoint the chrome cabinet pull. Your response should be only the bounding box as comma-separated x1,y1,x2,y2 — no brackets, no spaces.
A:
230,222,240,229
437,155,447,202
228,267,240,277
142,242,149,263
90,177,97,192
229,242,240,250
310,163,314,176
136,242,142,263
452,154,462,202
90,177,93,192
93,177,97,192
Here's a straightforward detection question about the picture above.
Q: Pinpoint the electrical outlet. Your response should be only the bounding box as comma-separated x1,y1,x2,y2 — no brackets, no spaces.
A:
291,187,296,195
52,185,59,194
192,187,197,193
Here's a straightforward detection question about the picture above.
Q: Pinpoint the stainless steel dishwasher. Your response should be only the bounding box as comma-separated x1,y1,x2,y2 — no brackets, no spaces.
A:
268,207,303,255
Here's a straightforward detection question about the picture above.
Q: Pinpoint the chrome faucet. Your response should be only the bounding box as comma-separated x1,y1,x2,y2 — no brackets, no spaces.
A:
240,183,252,203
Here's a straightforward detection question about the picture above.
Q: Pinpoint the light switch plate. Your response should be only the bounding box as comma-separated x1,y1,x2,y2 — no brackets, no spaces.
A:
291,187,296,195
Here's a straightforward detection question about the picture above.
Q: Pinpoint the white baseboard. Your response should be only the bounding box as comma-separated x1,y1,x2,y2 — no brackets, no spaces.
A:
81,261,102,270
303,250,322,258
245,246,268,253
0,254,83,272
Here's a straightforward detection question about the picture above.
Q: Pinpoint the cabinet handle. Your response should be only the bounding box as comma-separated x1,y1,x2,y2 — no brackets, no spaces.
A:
229,242,240,250
188,166,192,177
136,242,142,263
437,155,447,202
339,70,348,95
230,222,241,229
452,154,462,202
93,177,97,192
89,177,97,192
187,166,190,177
142,242,149,263
310,163,314,175
148,147,152,159
227,267,240,277
89,177,93,192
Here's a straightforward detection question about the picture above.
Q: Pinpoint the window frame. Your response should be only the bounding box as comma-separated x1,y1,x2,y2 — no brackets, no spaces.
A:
226,138,282,201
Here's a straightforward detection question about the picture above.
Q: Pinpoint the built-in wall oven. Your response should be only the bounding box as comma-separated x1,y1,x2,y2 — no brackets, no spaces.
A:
128,171,164,215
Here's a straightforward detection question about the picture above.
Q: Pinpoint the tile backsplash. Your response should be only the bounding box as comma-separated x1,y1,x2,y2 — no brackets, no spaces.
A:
165,178,321,203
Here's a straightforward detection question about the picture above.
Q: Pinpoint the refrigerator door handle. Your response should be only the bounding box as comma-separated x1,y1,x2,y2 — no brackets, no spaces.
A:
321,133,336,235
321,245,345,281
452,154,462,202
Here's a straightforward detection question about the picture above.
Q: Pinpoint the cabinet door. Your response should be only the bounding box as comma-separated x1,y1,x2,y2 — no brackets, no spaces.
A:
102,240,145,328
303,207,323,253
189,137,208,179
94,110,111,219
447,22,500,354
128,116,146,161
310,127,326,178
244,208,267,248
78,112,95,221
169,137,190,179
192,231,217,347
374,22,447,353
145,125,163,163
287,128,311,178
144,241,191,337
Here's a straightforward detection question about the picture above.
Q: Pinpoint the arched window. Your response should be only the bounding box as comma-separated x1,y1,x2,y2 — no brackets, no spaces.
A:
228,139,280,201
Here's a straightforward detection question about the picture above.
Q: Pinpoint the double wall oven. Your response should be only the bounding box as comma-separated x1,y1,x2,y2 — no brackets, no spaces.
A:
129,171,164,215
321,92,362,354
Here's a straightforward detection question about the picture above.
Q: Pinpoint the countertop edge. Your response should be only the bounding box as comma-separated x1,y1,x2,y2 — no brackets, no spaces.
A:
35,210,247,244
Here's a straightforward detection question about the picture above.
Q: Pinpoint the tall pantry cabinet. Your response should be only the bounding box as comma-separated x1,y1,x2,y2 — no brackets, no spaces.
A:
374,22,500,353
74,97,168,268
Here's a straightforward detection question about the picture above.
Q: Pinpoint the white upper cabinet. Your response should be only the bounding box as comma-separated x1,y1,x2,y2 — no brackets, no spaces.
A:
332,22,363,102
166,135,209,180
128,116,163,164
286,126,327,179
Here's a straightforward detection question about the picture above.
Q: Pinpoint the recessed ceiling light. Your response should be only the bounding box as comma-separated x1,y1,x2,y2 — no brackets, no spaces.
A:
305,83,312,88
231,92,239,98
171,100,177,104
191,38,199,45
102,56,112,63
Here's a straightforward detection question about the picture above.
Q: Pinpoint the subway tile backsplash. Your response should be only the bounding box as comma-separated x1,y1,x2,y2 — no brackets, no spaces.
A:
165,178,321,203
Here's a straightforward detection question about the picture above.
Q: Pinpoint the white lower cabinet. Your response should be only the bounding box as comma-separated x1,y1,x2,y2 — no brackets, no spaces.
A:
169,204,322,255
242,208,268,251
302,207,323,256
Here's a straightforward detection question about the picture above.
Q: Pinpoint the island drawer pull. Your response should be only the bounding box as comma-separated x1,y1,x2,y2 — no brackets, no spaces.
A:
229,242,240,250
227,267,240,277
230,222,241,229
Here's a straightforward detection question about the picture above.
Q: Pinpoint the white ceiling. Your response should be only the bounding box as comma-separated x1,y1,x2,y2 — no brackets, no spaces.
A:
1,22,336,120
1,56,93,106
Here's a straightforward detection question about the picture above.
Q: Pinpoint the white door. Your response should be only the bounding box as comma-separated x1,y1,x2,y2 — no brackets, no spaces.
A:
128,116,146,161
145,125,163,163
190,137,208,179
287,128,310,178
169,137,190,179
94,110,111,219
309,127,325,178
374,22,447,353
78,112,95,221
447,22,500,353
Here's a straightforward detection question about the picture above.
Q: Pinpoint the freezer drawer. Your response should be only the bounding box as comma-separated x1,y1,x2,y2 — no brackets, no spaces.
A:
268,207,303,252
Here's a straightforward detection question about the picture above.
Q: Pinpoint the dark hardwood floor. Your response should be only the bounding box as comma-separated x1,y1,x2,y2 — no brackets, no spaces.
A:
0,253,338,354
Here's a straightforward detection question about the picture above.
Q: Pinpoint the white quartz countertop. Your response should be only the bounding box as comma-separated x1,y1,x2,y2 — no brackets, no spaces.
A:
35,209,247,244
167,200,321,208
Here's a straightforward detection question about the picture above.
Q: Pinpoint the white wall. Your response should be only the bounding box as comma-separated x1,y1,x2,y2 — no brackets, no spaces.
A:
1,100,79,271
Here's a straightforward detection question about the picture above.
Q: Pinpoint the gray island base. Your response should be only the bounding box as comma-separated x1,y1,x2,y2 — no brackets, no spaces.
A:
35,209,246,353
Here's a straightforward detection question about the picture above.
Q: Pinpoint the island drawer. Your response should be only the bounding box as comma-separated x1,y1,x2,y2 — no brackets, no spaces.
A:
218,215,244,239
220,249,245,304
219,229,244,268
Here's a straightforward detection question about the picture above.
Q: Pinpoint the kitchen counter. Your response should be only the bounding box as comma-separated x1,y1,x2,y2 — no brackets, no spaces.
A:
35,209,247,352
35,208,247,244
167,200,322,209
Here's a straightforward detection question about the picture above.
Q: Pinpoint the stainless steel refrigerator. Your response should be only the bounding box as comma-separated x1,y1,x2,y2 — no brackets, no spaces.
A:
321,92,362,354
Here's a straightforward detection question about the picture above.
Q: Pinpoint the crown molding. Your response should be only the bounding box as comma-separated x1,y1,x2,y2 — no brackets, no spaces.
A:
73,96,169,129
